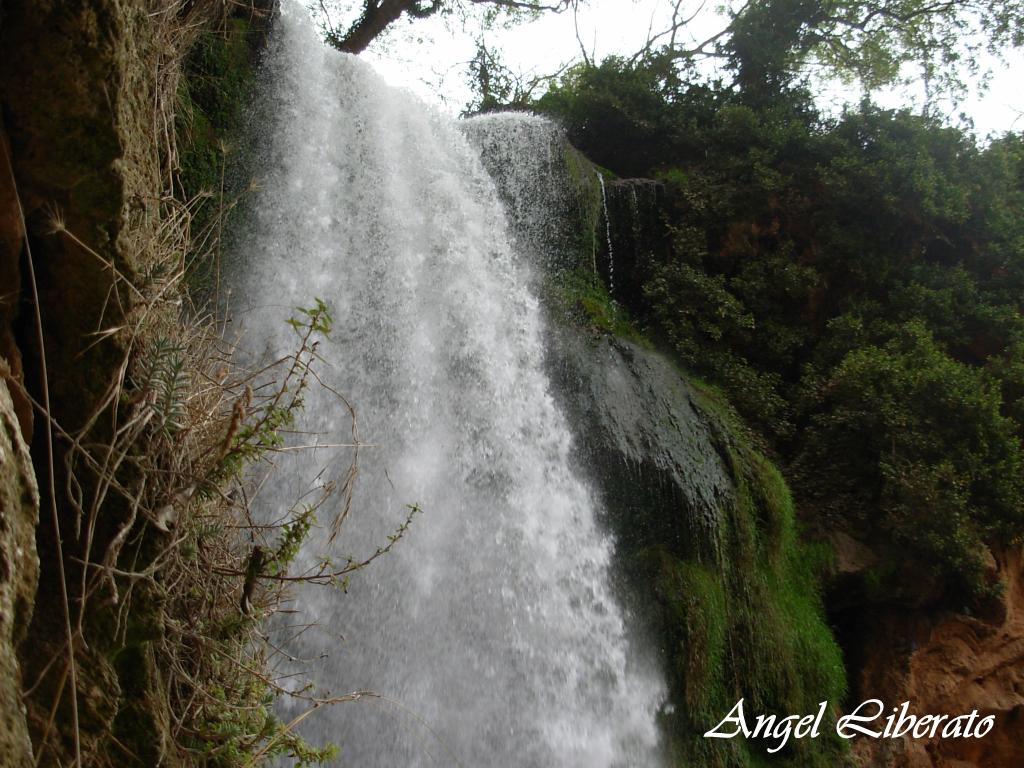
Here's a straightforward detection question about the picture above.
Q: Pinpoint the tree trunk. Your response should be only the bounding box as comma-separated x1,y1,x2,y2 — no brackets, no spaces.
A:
332,0,425,55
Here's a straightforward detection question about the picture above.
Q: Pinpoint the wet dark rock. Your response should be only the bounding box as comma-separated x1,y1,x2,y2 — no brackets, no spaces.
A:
599,178,670,309
548,325,733,560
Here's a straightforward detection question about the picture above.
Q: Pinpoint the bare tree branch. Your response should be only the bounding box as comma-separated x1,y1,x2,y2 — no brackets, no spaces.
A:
326,0,573,55
572,0,592,66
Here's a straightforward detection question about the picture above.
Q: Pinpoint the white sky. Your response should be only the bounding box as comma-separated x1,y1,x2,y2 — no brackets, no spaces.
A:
314,0,1024,137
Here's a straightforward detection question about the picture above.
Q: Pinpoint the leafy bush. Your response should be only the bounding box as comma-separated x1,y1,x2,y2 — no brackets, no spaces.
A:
796,323,1024,593
533,56,1024,597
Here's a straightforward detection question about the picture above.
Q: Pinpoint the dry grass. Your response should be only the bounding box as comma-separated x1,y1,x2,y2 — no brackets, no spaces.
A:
30,203,373,766
11,2,417,766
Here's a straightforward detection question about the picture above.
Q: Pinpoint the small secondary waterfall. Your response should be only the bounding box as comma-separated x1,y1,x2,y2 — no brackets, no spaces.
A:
597,172,615,295
230,5,664,766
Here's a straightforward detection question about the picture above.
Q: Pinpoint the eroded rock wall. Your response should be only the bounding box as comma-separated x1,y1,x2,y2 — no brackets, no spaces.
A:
852,549,1024,768
548,329,733,554
0,377,39,768
0,45,37,768
0,2,168,760
0,0,163,428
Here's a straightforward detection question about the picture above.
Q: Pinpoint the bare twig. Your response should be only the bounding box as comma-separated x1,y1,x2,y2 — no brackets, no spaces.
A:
3,124,82,768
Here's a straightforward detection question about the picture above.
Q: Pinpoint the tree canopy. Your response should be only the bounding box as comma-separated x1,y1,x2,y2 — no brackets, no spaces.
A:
313,0,1024,109
715,0,1024,101
534,56,1024,597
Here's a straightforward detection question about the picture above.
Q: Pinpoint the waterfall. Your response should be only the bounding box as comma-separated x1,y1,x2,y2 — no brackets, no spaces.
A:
597,172,615,295
229,5,664,766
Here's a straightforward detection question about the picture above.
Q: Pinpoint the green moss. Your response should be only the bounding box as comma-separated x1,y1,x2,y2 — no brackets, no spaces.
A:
559,141,624,277
176,16,260,291
548,267,653,346
657,557,729,722
644,415,848,767
615,381,847,766
563,145,601,269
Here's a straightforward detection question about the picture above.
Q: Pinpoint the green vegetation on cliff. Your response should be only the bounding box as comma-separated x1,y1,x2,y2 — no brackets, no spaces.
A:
176,14,264,292
548,264,845,766
646,415,846,767
534,56,1024,604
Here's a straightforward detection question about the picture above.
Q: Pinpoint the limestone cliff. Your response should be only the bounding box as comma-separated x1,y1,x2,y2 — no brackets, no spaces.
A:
0,377,39,768
548,330,733,551
850,548,1024,768
1,0,173,758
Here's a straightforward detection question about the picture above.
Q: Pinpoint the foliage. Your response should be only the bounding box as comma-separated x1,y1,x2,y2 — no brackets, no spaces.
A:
533,55,1024,599
642,406,847,767
795,322,1024,592
132,338,191,437
185,676,338,768
534,54,722,177
549,267,649,345
655,0,1024,104
761,0,1024,97
462,38,552,114
213,300,332,481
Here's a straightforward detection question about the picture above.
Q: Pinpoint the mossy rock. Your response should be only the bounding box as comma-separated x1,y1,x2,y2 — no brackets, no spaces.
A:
532,133,849,764
177,14,265,292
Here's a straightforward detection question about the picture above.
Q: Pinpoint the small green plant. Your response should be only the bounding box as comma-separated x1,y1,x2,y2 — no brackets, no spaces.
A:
173,299,423,768
214,299,333,482
133,337,191,436
550,267,650,345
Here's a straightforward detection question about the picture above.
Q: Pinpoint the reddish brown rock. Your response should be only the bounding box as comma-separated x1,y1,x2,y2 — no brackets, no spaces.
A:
0,123,32,442
853,548,1024,767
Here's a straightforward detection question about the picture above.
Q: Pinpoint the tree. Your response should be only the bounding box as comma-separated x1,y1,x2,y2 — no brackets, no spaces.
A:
313,0,574,55
656,0,1024,102
463,37,570,113
796,322,1024,594
792,0,1024,96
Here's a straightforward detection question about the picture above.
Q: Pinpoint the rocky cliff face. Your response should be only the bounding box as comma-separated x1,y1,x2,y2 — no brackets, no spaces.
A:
548,329,733,553
0,0,170,759
0,378,39,768
1,0,164,424
851,548,1024,768
0,125,31,440
0,18,39,766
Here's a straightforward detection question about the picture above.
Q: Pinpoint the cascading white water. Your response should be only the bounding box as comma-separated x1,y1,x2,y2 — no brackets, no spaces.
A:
597,172,615,295
230,5,665,766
